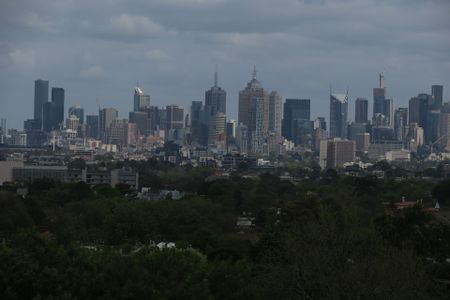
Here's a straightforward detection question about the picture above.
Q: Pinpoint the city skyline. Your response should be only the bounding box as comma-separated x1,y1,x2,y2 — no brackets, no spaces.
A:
1,71,447,132
1,0,450,129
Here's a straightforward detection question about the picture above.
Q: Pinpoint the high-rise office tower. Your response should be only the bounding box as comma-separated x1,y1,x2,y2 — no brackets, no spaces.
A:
409,94,429,129
426,110,440,144
68,106,84,124
226,119,238,145
208,112,226,149
129,111,149,136
190,101,208,146
372,74,394,127
384,98,394,127
42,88,65,133
236,123,249,154
107,119,129,146
268,91,282,138
145,106,160,134
439,112,450,152
86,115,99,139
355,98,368,124
134,87,151,112
373,74,385,120
394,108,408,142
0,118,6,134
99,108,118,142
34,79,49,129
431,85,443,110
282,99,311,145
348,122,369,141
205,67,226,115
42,102,55,132
190,101,203,124
51,87,65,130
166,105,184,130
126,122,138,146
329,93,348,139
249,96,266,153
238,67,270,142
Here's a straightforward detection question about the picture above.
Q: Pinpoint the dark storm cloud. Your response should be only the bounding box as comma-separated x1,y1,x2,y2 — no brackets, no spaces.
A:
0,0,449,129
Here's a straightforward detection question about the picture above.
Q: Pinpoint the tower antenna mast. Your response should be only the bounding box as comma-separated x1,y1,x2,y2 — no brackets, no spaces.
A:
214,64,218,87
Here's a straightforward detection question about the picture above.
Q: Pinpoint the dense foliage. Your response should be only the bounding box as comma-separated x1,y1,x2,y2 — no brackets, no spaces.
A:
1,163,450,299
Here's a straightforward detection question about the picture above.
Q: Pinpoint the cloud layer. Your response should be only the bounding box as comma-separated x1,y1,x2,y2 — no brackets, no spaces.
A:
0,0,449,129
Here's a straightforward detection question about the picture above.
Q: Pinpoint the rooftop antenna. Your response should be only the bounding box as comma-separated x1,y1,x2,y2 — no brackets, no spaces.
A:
214,64,218,87
96,97,101,111
252,65,257,80
379,73,384,89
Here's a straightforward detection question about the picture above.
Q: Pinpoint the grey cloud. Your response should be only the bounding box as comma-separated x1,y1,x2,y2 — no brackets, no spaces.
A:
0,0,449,129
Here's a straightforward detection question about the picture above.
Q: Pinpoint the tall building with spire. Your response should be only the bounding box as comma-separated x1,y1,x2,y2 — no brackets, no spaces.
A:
373,73,394,127
238,66,269,153
205,66,226,115
205,67,227,149
373,73,385,119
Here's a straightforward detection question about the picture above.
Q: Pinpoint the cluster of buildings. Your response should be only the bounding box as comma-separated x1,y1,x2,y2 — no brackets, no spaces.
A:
0,70,447,170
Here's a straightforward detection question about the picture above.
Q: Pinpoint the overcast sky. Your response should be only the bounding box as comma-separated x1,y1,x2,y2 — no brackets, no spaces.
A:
1,0,449,130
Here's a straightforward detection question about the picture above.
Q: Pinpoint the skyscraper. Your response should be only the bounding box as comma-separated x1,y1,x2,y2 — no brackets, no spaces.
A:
372,74,394,127
355,98,368,124
34,79,49,129
208,112,226,149
166,105,184,130
107,119,128,146
282,99,311,145
426,110,440,144
238,67,270,151
205,67,226,115
329,93,348,139
268,91,282,138
189,101,208,146
394,108,408,142
384,98,394,127
134,87,151,112
99,108,118,142
439,112,450,152
51,87,65,130
86,115,99,139
250,96,265,153
42,102,55,132
431,85,443,110
1,118,6,134
129,111,149,136
373,73,386,121
190,101,203,124
409,94,428,129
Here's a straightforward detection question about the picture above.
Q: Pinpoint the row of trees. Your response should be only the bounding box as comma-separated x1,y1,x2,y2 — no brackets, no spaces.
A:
1,167,450,298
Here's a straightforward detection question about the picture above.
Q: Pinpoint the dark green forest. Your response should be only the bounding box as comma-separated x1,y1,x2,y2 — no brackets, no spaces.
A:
1,162,450,299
